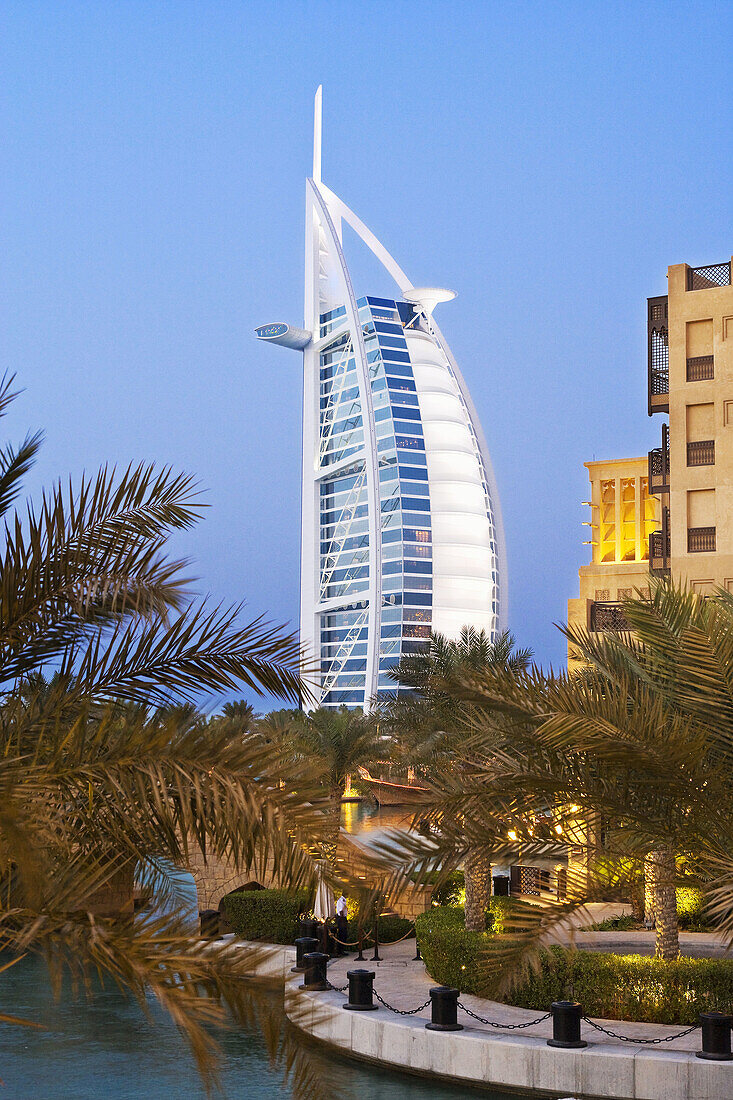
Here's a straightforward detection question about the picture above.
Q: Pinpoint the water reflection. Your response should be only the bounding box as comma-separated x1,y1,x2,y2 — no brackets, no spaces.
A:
341,798,413,841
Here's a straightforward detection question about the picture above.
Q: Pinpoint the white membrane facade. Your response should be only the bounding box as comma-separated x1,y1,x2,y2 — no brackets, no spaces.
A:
256,88,507,709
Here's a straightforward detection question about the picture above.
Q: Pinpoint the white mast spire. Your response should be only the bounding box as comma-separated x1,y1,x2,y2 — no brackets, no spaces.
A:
313,85,322,183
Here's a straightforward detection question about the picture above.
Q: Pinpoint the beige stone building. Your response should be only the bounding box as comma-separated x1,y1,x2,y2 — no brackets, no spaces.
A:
569,255,733,658
567,456,658,657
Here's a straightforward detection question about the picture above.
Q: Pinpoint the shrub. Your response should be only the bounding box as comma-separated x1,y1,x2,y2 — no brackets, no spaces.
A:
415,906,499,995
221,888,311,944
591,914,637,931
509,947,733,1024
416,907,733,1024
431,870,465,907
485,896,516,934
677,886,711,930
344,896,414,944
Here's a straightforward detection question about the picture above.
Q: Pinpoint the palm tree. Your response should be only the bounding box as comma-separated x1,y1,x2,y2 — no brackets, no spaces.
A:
289,705,386,857
221,698,258,726
390,584,733,966
0,375,329,1091
384,627,532,932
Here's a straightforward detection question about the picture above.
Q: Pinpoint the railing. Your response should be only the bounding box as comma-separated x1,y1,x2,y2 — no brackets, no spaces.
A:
647,296,669,415
648,423,670,493
590,602,630,632
649,506,671,576
687,439,715,466
688,526,716,553
687,262,731,291
686,354,714,382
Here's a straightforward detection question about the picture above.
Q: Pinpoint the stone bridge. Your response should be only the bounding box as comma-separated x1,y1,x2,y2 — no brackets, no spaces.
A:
185,836,433,924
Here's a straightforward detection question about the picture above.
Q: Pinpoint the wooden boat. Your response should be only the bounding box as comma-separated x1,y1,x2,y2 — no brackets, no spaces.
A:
357,767,429,806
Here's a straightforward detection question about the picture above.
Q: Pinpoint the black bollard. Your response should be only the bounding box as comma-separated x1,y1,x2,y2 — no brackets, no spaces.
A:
413,940,422,961
299,917,318,940
425,986,463,1032
343,969,378,1011
547,1001,587,1048
697,1012,733,1061
199,909,220,938
356,929,365,961
299,951,330,992
371,920,381,962
291,935,319,973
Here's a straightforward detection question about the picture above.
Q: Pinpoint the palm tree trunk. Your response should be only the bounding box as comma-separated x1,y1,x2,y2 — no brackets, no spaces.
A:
464,851,491,932
322,785,343,862
649,847,679,959
644,854,656,926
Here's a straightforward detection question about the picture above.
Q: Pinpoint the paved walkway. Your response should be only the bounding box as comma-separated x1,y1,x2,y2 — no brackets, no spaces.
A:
571,930,731,958
325,939,708,1051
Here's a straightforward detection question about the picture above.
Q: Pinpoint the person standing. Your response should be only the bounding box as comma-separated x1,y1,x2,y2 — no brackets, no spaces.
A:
335,894,348,955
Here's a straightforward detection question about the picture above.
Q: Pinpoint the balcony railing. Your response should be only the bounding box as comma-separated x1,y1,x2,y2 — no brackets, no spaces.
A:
590,601,630,632
687,262,731,291
687,439,715,466
648,423,670,493
649,505,671,576
687,354,715,381
688,526,716,553
647,296,669,415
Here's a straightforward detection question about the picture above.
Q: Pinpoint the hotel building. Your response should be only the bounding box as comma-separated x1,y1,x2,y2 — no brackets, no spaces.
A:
569,255,733,651
256,89,506,709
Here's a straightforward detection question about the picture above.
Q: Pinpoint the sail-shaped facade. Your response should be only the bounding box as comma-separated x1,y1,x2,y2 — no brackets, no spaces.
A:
256,89,506,710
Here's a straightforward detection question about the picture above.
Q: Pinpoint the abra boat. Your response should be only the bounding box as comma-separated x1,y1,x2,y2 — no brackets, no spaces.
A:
357,768,430,807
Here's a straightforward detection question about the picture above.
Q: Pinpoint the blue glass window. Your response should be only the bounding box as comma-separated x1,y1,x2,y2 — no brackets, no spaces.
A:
367,296,396,309
396,436,425,451
390,405,421,420
375,322,404,336
403,528,432,543
402,558,431,576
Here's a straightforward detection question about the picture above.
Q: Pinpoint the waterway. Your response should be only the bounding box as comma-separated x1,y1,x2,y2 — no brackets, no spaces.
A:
0,846,527,1100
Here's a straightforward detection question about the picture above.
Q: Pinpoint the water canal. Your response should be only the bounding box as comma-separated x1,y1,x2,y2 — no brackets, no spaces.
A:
0,805,534,1098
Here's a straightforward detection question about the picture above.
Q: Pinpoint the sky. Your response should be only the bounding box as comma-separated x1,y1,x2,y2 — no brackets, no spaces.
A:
1,1,732,710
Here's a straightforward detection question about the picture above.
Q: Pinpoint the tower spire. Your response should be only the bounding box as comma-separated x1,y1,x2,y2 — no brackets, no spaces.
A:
313,85,322,183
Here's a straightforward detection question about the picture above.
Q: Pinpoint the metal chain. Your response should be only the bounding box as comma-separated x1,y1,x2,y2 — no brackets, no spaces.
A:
457,1002,551,1030
582,1018,700,1045
325,980,349,994
373,990,432,1016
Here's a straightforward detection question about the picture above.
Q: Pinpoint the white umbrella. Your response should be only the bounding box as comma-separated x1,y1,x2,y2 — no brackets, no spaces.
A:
313,861,335,923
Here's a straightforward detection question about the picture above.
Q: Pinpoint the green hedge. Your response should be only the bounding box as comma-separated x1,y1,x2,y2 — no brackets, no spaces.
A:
416,906,733,1024
510,947,733,1024
677,886,711,930
415,906,499,994
221,888,310,944
344,896,414,944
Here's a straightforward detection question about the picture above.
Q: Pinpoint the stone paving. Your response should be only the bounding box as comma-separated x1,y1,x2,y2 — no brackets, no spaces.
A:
324,939,708,1052
572,930,731,958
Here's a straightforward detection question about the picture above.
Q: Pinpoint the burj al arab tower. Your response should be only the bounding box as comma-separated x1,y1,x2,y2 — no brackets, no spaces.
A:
256,88,506,709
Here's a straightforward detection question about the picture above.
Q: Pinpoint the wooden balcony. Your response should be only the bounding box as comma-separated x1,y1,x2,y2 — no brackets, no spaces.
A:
647,296,669,415
688,526,716,553
687,439,715,466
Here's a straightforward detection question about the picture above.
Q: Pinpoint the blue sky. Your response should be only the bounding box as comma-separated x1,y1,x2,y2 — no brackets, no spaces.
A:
1,1,731,708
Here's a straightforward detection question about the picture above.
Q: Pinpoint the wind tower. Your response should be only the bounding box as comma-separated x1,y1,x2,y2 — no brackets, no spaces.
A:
256,87,506,710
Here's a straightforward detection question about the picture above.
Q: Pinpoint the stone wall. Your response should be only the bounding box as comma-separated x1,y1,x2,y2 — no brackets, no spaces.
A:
184,835,433,920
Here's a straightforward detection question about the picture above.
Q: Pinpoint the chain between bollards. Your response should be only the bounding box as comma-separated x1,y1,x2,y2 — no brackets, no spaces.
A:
583,1017,700,1045
457,1002,551,1030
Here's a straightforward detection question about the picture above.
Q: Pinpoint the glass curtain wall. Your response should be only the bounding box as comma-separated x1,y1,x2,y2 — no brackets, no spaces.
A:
318,296,433,707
